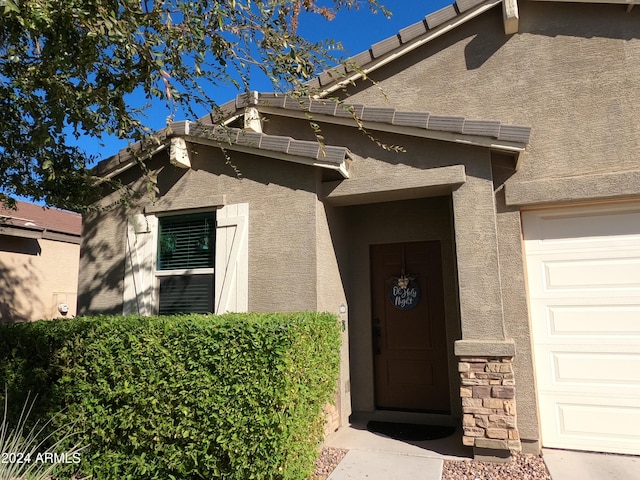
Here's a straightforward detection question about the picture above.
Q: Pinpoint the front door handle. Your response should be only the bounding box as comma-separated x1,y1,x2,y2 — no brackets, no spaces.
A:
373,318,381,355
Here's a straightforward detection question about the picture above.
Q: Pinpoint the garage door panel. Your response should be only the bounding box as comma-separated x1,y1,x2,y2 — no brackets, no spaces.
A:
544,304,640,337
523,204,640,455
543,258,640,291
551,351,640,387
539,396,640,454
535,347,640,392
533,210,640,243
529,301,640,343
526,253,640,298
523,204,640,252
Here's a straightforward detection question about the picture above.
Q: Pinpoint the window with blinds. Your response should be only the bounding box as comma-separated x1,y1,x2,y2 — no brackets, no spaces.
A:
156,212,215,315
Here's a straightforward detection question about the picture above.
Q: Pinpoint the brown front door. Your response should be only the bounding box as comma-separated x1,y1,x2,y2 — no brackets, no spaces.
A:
370,241,450,412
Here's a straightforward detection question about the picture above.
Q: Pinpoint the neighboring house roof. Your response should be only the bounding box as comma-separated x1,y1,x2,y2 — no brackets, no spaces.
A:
0,200,81,243
95,0,534,179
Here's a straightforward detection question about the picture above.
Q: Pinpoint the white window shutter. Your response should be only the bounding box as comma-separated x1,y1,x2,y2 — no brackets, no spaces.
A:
215,203,249,314
123,214,157,315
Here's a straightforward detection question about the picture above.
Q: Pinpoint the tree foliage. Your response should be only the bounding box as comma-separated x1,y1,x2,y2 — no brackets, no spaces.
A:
0,0,386,211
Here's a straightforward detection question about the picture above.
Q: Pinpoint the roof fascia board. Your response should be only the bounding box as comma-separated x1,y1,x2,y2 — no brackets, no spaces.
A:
96,130,350,180
0,226,44,239
42,230,81,244
98,143,169,182
256,105,527,155
183,135,350,178
319,0,502,96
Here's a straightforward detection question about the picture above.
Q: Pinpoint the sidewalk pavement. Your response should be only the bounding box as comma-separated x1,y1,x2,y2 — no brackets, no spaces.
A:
542,448,640,480
324,422,640,480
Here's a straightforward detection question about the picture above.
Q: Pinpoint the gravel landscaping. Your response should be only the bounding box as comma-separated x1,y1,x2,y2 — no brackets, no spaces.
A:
312,448,552,480
311,447,348,479
442,453,552,480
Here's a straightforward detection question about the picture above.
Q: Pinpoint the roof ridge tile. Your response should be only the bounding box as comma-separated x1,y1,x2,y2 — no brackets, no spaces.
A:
254,94,530,143
426,4,458,29
393,111,431,129
427,114,465,133
462,119,501,138
399,19,429,44
361,106,396,124
309,99,338,116
456,0,486,13
371,34,402,59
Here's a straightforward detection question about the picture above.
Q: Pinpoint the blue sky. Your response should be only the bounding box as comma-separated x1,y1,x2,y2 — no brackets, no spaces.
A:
82,1,452,162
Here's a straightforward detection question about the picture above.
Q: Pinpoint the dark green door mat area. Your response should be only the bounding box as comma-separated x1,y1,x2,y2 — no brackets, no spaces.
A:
366,421,456,442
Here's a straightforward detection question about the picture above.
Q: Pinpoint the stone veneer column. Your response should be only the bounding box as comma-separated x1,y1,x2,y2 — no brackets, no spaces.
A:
459,356,521,455
451,156,521,460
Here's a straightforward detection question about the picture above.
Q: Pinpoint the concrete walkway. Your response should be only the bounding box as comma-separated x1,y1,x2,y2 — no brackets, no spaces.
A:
327,450,443,480
324,422,640,480
324,421,471,480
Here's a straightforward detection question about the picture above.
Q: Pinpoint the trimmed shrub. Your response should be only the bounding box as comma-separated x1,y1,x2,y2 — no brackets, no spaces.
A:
0,312,341,479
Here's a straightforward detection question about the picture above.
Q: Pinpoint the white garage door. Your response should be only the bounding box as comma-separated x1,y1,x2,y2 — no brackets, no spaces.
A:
522,203,640,455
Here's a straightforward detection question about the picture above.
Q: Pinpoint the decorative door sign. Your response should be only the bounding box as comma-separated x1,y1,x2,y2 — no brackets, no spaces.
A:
388,274,420,310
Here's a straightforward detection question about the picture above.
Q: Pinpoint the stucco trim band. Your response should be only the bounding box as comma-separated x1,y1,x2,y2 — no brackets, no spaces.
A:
505,170,640,206
322,165,466,206
455,339,516,357
146,194,227,215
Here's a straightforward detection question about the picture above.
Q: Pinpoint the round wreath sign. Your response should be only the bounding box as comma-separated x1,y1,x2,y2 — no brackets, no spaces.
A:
388,275,420,310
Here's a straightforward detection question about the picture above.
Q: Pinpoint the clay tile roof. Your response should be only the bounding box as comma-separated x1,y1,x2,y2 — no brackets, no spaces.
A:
94,121,351,178
0,201,81,236
310,0,498,89
192,0,531,147
94,0,531,177
255,95,532,145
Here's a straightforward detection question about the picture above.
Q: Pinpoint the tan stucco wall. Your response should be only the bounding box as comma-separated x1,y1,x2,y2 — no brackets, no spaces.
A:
342,1,640,201
80,146,321,315
334,1,640,447
315,188,351,428
0,236,79,321
264,120,518,427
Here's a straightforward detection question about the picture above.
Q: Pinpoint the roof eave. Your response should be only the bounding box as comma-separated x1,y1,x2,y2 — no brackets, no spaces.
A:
183,135,350,178
257,105,528,166
95,121,351,180
0,225,44,239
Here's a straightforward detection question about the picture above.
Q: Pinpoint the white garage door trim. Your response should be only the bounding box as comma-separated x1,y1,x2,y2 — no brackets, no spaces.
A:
522,203,640,455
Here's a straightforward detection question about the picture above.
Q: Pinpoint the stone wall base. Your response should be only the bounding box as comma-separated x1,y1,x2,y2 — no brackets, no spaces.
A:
459,356,522,454
324,400,341,437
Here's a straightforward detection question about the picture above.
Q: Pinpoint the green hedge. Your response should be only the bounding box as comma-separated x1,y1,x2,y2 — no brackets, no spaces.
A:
0,312,341,479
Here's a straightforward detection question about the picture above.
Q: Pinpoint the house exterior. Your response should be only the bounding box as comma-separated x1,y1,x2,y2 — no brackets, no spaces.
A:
0,201,81,321
78,0,640,460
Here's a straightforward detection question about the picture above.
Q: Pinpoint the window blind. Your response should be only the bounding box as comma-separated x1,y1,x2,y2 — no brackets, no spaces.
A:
156,212,215,315
158,275,214,315
157,213,215,271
